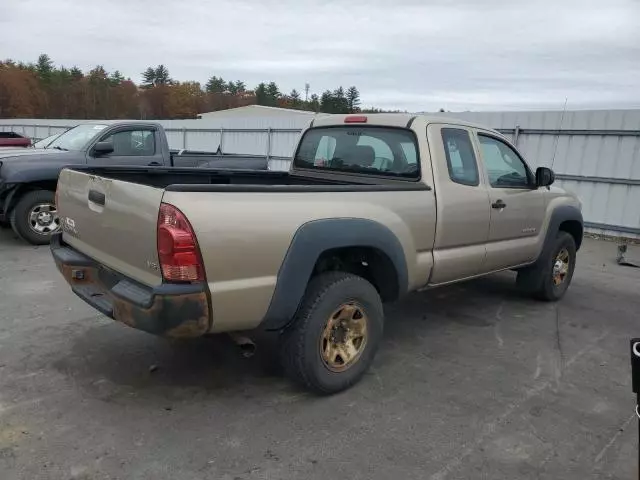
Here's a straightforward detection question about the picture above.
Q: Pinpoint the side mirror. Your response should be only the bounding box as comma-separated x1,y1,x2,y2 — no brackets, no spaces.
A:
93,141,114,156
536,167,555,187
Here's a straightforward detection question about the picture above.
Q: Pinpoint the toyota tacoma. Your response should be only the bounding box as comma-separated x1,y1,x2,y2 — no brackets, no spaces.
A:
51,114,583,394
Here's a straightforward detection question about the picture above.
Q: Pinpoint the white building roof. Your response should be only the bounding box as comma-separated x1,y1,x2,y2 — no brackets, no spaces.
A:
198,105,317,118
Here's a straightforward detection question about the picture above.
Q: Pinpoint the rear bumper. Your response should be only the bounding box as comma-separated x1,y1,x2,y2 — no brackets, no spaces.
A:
50,233,211,338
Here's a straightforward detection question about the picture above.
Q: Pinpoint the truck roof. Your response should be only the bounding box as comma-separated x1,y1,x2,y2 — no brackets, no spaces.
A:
312,113,499,133
70,120,164,127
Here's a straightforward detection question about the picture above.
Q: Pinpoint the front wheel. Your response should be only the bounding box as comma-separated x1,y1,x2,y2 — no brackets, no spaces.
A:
280,272,384,395
517,231,577,301
10,190,60,245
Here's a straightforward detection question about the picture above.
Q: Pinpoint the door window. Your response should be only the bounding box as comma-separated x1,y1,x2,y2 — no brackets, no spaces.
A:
100,129,156,156
441,128,479,186
478,135,531,188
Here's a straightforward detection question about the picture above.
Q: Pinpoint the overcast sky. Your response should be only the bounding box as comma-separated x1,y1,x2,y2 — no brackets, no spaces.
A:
2,0,639,112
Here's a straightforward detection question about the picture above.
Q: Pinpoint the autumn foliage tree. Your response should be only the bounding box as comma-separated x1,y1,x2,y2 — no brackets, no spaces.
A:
1,54,379,119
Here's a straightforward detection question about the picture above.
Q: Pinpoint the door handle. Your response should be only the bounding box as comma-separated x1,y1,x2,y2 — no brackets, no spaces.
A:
88,189,105,206
148,161,161,166
491,199,506,209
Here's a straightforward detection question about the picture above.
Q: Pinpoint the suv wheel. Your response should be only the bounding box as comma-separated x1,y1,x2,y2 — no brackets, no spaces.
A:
10,190,59,245
517,231,577,301
281,272,384,395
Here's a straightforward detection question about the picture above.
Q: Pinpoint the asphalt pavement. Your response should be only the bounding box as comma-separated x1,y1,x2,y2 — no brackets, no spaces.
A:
1,228,638,479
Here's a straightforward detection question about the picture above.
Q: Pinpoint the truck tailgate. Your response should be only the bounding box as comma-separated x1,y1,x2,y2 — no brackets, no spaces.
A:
56,168,164,287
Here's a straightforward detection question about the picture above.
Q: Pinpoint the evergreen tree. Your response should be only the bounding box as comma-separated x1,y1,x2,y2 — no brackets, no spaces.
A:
234,80,246,93
289,89,301,108
320,90,333,113
255,82,268,105
141,67,156,88
36,54,53,82
309,93,320,112
333,86,348,113
266,82,280,106
205,75,225,93
226,81,238,95
109,70,125,86
346,86,360,113
154,65,171,85
69,66,83,79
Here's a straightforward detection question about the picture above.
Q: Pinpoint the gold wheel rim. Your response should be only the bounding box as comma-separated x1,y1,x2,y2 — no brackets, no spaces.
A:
320,303,368,373
552,248,570,286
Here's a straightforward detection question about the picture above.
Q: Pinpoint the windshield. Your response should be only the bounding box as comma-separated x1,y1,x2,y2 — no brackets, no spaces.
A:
294,126,419,178
48,124,108,151
33,133,61,149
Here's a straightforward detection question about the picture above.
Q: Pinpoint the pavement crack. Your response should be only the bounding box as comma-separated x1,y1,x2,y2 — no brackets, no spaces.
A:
428,329,609,480
494,301,504,348
555,305,565,370
594,412,635,465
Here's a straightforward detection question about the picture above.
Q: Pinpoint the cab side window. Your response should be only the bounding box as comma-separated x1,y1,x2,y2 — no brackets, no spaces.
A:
478,134,531,188
101,129,156,156
442,128,479,186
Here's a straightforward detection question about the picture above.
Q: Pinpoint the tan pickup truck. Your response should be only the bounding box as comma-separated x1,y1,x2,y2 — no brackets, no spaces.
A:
51,114,583,394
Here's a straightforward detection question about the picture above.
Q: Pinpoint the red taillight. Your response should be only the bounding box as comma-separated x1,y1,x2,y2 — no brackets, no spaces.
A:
344,115,368,123
157,203,204,282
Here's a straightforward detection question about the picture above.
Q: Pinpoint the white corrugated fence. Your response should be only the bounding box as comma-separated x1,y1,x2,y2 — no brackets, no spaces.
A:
1,109,639,238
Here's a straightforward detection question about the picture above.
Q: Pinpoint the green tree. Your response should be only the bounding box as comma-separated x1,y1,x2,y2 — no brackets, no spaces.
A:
109,70,125,86
226,81,238,95
36,54,54,82
333,86,348,113
205,75,226,93
69,66,83,79
266,82,280,106
234,80,246,93
320,90,334,113
309,93,320,112
142,65,171,88
346,86,360,113
289,89,301,108
141,67,156,88
154,65,171,85
255,82,268,105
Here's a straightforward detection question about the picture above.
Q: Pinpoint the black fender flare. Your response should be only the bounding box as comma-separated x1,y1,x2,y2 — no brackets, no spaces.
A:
260,218,409,330
0,168,61,215
536,205,583,264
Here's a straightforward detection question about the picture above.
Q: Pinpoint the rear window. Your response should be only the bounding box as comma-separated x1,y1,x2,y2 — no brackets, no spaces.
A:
294,127,419,178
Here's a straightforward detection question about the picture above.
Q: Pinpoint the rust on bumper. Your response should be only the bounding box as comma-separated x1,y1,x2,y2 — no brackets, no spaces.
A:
111,291,210,338
51,233,211,338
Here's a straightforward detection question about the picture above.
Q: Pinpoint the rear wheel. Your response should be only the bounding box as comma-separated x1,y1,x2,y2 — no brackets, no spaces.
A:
517,231,576,301
280,272,384,395
10,190,59,245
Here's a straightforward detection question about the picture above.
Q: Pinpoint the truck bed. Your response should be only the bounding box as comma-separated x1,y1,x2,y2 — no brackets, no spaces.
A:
170,151,269,170
65,165,430,192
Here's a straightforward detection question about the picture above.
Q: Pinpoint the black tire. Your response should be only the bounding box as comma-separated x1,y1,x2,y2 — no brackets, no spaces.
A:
280,272,384,395
517,231,577,301
10,190,59,246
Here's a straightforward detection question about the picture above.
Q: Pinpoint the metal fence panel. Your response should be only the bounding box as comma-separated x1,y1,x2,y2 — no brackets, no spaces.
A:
181,129,222,152
1,110,639,237
270,131,302,157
